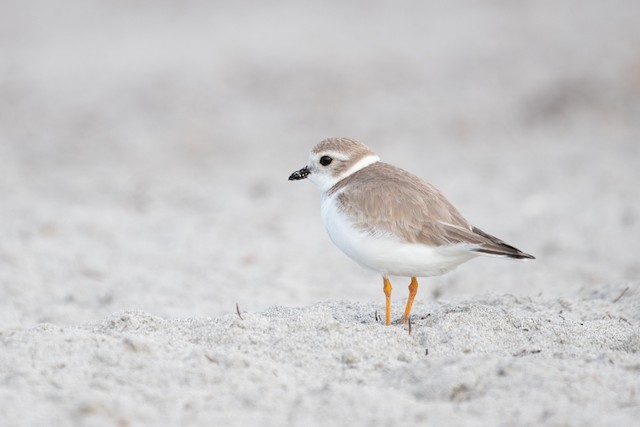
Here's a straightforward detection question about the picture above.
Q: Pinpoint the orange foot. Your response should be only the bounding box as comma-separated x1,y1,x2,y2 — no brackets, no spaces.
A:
400,277,419,324
383,276,392,325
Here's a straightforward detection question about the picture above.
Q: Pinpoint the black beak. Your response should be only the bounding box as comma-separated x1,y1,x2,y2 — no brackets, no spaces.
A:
288,166,310,181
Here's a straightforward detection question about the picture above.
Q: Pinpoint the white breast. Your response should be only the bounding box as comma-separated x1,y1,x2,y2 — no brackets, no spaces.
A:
320,193,477,277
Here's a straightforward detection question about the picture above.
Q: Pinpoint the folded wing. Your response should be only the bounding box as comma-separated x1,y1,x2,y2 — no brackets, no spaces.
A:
333,162,534,260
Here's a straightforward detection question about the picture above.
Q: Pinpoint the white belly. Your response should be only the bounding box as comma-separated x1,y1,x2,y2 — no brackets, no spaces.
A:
320,194,477,277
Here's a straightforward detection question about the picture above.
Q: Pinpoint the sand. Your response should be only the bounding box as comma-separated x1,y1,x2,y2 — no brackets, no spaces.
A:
1,1,639,426
2,290,639,426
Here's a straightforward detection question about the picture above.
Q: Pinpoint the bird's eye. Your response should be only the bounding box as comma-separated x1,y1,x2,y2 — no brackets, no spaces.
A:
320,155,333,166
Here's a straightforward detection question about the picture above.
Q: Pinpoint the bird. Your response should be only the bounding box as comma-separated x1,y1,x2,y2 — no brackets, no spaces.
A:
289,137,534,326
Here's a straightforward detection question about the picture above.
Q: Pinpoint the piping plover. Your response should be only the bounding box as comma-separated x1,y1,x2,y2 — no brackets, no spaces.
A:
289,137,534,325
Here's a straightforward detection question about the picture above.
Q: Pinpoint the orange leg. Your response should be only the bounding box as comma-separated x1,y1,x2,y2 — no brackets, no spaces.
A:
383,276,392,326
401,277,419,324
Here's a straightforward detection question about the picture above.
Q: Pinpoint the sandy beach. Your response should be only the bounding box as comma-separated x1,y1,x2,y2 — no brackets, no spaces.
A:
1,1,639,425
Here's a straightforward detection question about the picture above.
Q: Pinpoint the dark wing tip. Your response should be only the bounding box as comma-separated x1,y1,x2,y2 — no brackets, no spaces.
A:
470,226,535,260
474,248,535,260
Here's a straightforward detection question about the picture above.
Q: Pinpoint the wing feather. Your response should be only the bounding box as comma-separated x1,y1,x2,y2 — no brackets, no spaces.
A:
332,162,534,259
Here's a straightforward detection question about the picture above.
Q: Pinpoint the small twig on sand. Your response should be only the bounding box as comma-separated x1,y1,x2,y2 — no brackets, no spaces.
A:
612,286,629,303
408,317,412,335
374,311,379,322
236,303,244,320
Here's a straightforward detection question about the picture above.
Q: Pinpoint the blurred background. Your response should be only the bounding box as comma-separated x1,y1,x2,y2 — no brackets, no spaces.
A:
1,1,638,326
